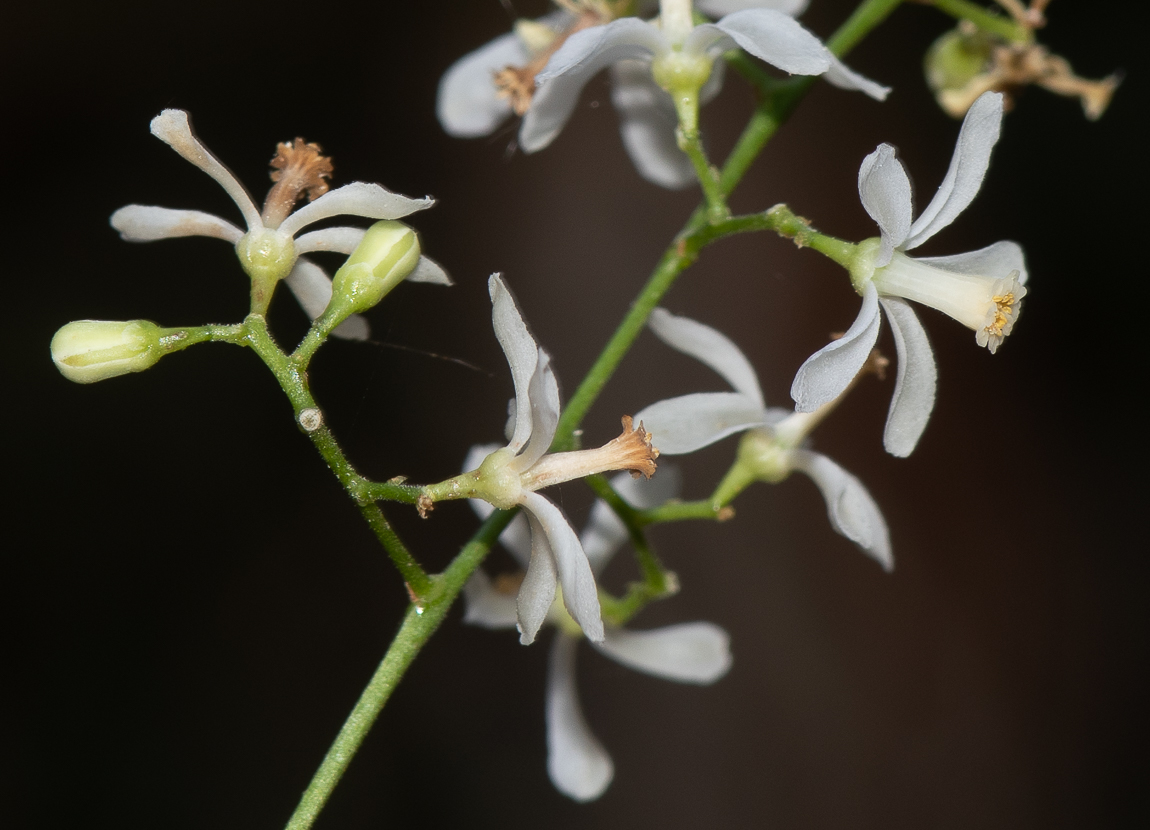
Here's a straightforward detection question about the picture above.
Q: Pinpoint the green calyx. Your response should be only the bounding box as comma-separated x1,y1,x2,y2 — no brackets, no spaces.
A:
849,237,882,294
925,27,994,96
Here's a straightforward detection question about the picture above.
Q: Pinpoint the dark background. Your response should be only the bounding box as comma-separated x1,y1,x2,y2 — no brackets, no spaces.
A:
5,1,1146,827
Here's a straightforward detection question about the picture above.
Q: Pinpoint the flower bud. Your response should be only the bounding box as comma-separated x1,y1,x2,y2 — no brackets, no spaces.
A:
51,320,164,384
327,220,421,318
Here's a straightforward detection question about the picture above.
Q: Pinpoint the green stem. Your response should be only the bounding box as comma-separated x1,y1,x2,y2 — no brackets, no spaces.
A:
243,314,432,598
927,0,1032,43
284,509,515,830
640,498,732,524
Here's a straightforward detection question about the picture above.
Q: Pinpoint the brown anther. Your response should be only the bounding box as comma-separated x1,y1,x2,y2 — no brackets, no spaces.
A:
612,416,660,479
862,348,890,381
493,10,604,117
493,571,527,596
417,494,434,518
261,138,334,228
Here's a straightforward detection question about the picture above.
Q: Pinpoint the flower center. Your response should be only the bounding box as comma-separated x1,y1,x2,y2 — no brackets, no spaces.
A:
261,138,333,228
495,8,612,115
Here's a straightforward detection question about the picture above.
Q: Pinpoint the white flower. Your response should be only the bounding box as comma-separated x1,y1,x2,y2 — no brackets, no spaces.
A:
437,1,887,189
110,110,450,339
463,467,732,801
790,91,1028,457
434,276,661,646
635,308,892,569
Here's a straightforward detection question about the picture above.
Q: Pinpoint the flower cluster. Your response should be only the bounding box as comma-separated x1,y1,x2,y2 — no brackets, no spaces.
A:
112,110,451,337
438,0,887,188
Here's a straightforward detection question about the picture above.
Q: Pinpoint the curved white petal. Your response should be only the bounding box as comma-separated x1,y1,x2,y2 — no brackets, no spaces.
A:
790,282,882,412
278,183,434,238
788,449,893,570
547,634,614,802
879,298,936,458
437,31,526,137
858,144,913,265
489,275,540,454
110,205,244,243
149,110,262,230
915,239,1028,286
823,54,890,101
462,568,520,629
905,92,1004,250
609,61,696,190
522,19,668,152
407,255,453,285
294,226,365,255
517,509,559,645
648,308,764,406
697,0,809,16
593,622,732,683
513,349,561,473
693,10,831,75
283,258,369,340
523,492,604,644
634,392,766,455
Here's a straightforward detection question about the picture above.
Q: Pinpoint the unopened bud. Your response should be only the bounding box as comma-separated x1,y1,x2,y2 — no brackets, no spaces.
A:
924,27,994,103
51,320,164,384
326,220,421,319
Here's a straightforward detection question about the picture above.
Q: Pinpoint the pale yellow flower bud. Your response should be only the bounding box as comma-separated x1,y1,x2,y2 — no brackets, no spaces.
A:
51,320,164,384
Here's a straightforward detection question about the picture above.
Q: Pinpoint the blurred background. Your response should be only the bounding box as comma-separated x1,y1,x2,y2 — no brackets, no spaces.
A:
5,1,1145,827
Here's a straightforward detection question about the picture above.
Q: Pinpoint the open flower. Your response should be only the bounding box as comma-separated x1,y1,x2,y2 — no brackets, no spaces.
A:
111,110,450,339
437,0,887,189
635,308,891,568
423,275,660,645
463,467,731,801
790,91,1028,457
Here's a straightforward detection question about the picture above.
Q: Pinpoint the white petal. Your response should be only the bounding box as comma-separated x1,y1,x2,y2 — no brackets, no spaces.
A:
788,449,893,570
858,144,913,265
462,568,520,629
593,622,732,683
915,239,1028,286
523,492,604,644
879,299,936,458
634,392,766,455
697,0,809,16
823,54,890,101
110,205,244,243
547,634,614,802
407,255,453,285
149,110,262,230
693,10,831,75
517,509,559,646
609,61,697,190
905,92,1004,250
648,308,764,406
278,183,434,238
283,258,369,340
790,282,882,412
294,226,365,255
522,19,668,152
580,469,683,574
436,31,525,137
489,275,540,454
513,349,562,472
